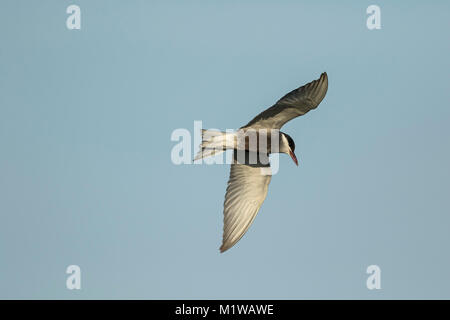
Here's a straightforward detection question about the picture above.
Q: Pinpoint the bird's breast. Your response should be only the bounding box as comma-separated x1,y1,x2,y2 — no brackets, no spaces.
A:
235,128,280,154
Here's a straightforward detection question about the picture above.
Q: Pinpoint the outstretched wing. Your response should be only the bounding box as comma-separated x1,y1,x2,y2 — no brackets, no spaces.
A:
243,72,328,129
220,152,272,253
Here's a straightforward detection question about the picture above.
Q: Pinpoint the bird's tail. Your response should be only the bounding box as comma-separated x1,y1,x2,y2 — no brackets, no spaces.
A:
194,129,236,161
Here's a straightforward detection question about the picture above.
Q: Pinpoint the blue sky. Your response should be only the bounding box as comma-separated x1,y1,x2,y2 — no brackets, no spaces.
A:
0,1,449,299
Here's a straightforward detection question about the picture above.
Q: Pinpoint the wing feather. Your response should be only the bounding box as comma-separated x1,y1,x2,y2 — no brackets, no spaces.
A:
220,152,272,252
243,72,328,129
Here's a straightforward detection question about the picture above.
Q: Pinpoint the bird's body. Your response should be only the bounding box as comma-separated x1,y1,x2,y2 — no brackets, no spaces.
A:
198,128,290,155
195,72,329,252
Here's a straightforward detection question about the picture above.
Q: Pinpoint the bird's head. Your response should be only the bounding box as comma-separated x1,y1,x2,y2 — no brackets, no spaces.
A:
281,132,298,166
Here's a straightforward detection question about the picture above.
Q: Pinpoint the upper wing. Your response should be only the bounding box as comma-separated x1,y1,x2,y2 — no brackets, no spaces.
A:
220,152,272,253
243,72,328,129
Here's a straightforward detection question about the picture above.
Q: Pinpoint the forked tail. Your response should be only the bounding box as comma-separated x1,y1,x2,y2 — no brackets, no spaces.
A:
194,129,236,161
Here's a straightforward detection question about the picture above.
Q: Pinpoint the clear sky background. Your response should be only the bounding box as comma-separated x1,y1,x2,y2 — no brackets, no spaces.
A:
1,1,449,299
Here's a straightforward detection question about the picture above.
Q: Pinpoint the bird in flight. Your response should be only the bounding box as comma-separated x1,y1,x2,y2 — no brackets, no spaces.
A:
195,72,328,252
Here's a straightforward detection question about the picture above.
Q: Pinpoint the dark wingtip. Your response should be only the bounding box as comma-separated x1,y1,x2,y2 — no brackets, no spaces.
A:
319,72,328,94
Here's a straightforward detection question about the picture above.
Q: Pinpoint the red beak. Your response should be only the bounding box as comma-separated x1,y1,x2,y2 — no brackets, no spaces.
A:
289,150,299,166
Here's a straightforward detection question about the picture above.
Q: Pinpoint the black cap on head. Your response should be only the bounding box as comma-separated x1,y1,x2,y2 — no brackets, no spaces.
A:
283,133,295,152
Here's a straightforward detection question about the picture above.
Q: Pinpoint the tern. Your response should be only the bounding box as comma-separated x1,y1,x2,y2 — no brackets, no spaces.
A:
195,72,328,252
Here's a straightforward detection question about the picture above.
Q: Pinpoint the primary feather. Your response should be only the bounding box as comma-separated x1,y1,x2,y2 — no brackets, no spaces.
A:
244,72,328,129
